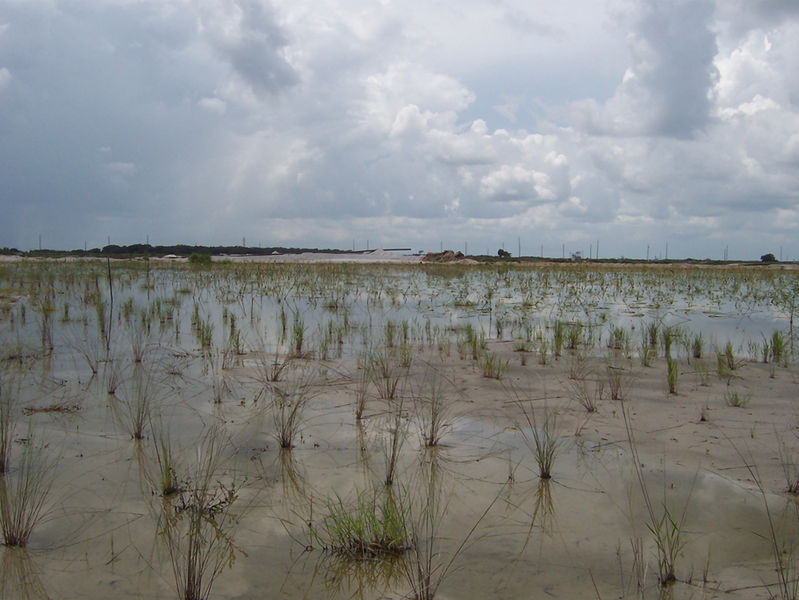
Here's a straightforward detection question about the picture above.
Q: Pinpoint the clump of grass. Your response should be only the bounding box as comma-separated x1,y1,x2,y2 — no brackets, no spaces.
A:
400,457,503,600
291,310,305,357
537,339,549,365
777,433,799,494
606,361,632,401
723,341,736,371
638,341,656,367
368,349,404,400
157,427,243,600
568,356,602,413
112,364,157,440
723,389,750,408
271,371,314,449
0,375,20,474
150,421,181,497
691,332,704,360
772,330,788,367
382,397,408,486
314,487,411,559
666,355,679,394
478,352,508,380
413,368,451,447
622,406,691,587
729,438,799,600
0,432,56,547
552,321,565,358
514,398,562,480
354,357,370,421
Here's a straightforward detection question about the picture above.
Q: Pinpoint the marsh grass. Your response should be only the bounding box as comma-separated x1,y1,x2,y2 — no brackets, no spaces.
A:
368,349,405,400
150,420,181,497
638,341,656,367
112,364,158,440
478,352,508,380
0,432,56,547
314,487,411,559
691,332,704,360
0,375,20,474
623,406,691,587
666,354,679,394
0,546,49,599
400,457,504,600
157,426,244,600
606,362,632,401
354,356,370,421
271,370,315,449
510,392,562,480
772,330,788,367
730,439,799,600
382,396,408,487
412,368,452,447
778,433,799,495
723,389,750,408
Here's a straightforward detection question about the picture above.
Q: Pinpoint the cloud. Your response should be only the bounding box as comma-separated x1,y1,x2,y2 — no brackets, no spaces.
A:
196,0,297,95
573,0,718,137
1,0,798,259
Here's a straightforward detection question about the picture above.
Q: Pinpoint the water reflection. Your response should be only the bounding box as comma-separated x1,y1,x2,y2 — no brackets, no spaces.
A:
0,547,49,600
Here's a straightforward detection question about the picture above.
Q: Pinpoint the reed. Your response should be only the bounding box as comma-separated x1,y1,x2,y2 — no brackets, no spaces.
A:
158,427,243,600
0,431,56,547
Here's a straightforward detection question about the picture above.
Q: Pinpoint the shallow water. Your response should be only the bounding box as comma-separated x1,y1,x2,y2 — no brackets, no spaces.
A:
1,261,797,599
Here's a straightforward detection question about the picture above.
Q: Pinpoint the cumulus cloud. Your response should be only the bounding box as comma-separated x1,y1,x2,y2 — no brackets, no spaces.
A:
573,1,719,137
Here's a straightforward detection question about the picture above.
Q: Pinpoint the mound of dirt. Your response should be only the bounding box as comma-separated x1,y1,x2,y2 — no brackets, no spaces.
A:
423,250,465,263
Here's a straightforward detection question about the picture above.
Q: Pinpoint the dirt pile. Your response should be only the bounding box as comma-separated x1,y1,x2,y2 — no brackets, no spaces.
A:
423,250,465,263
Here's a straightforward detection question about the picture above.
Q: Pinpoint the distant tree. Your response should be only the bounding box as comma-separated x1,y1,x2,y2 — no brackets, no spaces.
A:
497,249,511,259
761,253,777,263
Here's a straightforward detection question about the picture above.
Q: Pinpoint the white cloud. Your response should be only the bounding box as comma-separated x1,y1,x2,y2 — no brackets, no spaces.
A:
0,67,10,90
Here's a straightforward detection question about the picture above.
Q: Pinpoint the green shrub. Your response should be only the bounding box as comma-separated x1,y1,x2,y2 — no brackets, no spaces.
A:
188,253,212,265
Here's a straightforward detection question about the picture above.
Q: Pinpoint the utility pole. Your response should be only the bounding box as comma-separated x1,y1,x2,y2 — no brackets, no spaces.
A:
665,242,668,260
465,241,468,255
562,243,565,259
518,237,521,258
589,243,593,260
540,244,543,258
596,239,599,259
38,234,41,251
647,244,650,261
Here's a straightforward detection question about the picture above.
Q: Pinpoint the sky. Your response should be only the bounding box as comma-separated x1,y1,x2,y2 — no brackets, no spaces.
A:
1,0,798,260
